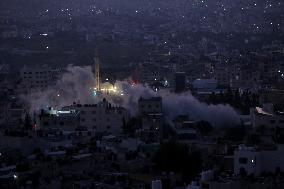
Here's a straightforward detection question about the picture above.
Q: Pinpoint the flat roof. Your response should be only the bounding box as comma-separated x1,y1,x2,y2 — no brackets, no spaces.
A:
255,107,273,116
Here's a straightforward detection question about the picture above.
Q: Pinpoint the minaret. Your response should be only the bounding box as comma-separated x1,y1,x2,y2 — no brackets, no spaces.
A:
94,50,100,90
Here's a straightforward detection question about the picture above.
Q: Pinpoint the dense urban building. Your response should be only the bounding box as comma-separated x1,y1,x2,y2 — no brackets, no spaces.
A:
0,0,284,189
62,99,129,134
18,65,61,93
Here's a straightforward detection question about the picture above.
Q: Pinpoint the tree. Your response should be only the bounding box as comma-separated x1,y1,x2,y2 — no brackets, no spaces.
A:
234,89,241,108
122,117,141,135
240,167,247,178
24,113,33,130
31,171,41,188
225,87,233,105
246,134,261,145
89,137,97,152
153,141,202,182
224,126,246,142
16,162,30,172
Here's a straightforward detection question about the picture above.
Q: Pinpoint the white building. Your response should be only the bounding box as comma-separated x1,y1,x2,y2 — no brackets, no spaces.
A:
38,108,79,131
18,65,61,93
234,144,284,176
63,99,129,134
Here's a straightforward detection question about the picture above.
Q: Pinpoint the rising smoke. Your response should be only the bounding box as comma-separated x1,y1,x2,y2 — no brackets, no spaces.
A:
22,65,240,127
114,81,240,126
21,65,97,111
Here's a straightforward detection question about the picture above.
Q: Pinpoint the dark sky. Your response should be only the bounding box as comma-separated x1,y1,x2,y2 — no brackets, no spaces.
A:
1,0,283,35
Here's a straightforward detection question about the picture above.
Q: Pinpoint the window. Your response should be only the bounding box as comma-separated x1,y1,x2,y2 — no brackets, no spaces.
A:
239,157,248,164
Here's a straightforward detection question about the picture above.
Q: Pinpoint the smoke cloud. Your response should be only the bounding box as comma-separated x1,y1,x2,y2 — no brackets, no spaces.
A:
113,81,240,126
22,65,240,127
21,65,97,111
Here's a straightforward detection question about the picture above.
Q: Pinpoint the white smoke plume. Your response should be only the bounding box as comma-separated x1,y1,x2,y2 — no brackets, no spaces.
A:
22,65,240,126
113,81,240,126
21,65,97,111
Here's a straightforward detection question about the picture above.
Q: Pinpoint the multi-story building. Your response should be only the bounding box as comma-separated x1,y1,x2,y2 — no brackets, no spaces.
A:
18,65,61,93
138,97,162,116
63,99,129,134
234,144,284,176
38,108,80,132
137,97,164,142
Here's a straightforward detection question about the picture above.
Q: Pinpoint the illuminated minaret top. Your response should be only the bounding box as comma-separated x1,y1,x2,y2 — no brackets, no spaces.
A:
94,49,100,90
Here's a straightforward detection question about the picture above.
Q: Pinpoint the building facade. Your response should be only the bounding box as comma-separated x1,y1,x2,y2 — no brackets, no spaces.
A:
63,99,129,134
18,65,61,93
234,144,284,176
